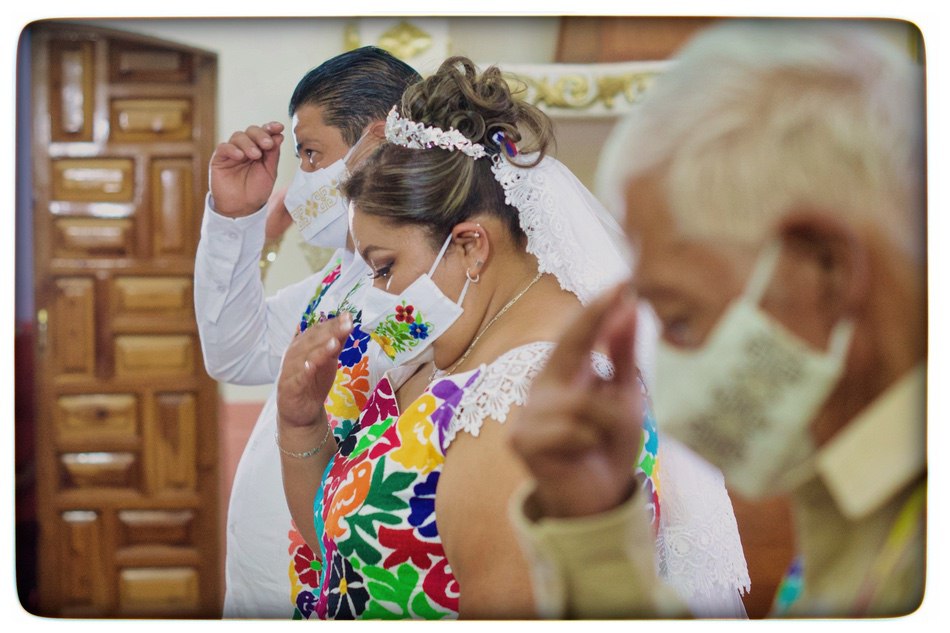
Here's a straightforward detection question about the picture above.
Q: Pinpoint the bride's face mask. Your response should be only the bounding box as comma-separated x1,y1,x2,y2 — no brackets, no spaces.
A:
359,233,472,366
284,129,370,248
651,243,854,499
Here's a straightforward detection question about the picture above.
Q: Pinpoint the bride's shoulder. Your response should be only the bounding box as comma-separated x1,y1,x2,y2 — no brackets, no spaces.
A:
438,341,613,448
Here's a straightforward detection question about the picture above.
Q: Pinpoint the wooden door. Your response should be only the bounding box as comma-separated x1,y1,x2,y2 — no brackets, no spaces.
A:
28,21,220,618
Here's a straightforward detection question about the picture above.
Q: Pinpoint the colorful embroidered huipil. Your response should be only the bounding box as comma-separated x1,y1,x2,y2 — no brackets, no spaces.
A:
311,342,662,619
285,259,382,620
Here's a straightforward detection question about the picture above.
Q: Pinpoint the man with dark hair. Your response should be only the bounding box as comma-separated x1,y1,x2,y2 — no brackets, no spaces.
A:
194,46,420,619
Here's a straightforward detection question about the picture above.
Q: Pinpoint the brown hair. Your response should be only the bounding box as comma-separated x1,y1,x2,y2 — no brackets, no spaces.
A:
341,56,555,247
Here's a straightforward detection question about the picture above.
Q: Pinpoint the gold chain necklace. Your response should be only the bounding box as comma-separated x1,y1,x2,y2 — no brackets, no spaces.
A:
430,271,543,382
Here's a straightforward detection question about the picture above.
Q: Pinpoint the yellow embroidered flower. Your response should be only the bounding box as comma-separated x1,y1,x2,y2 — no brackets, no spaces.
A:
389,393,441,474
371,333,396,359
324,357,371,424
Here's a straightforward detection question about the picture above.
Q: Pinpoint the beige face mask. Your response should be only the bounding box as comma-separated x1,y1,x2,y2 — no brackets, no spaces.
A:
652,244,855,499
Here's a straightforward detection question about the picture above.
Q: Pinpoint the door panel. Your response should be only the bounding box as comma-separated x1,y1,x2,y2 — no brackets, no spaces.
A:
30,22,219,618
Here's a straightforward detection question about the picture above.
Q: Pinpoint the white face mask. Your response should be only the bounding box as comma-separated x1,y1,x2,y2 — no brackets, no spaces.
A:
652,244,854,499
284,132,367,248
359,233,471,367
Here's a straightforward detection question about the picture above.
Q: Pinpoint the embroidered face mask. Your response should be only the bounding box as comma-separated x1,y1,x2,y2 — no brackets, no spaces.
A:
284,133,367,248
652,243,854,499
359,233,471,367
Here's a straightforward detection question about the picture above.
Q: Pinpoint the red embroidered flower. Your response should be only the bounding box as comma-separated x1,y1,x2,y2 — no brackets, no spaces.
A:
377,526,444,570
395,304,415,323
292,541,321,588
423,557,460,612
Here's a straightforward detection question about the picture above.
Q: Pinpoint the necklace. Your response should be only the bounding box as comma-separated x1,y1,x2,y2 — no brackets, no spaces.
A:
430,270,543,382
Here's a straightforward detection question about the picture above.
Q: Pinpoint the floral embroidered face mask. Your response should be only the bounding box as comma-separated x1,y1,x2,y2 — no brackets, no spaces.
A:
359,233,471,367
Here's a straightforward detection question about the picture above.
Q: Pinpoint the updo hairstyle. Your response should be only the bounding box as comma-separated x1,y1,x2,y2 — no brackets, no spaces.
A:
341,56,555,248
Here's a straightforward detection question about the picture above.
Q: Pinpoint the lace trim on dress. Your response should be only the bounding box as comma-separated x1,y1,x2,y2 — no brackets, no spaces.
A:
654,435,752,617
440,341,613,448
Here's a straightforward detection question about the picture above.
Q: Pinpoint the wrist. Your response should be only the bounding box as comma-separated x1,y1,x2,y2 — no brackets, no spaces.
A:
208,193,268,219
276,415,332,459
532,475,640,520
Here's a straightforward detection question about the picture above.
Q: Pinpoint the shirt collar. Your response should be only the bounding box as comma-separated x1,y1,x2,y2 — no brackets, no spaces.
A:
814,364,926,520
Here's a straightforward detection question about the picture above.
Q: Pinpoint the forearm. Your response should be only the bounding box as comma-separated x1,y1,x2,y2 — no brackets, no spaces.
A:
277,415,336,554
511,483,688,619
195,195,314,385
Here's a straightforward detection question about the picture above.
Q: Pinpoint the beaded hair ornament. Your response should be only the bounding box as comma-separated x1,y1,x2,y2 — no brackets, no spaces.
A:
384,106,518,160
383,104,630,307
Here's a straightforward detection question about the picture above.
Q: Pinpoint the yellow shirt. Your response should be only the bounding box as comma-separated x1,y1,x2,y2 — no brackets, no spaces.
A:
511,365,926,619
783,364,927,617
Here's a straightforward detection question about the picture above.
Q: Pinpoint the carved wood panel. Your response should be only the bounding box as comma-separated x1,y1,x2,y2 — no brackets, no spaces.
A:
30,22,219,618
51,277,96,378
110,98,193,142
151,159,194,257
59,511,110,611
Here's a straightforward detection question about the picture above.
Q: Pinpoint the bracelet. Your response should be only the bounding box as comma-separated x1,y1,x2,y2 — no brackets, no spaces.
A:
275,422,332,459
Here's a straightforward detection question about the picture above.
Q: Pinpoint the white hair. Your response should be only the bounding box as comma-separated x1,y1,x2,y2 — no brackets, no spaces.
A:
597,19,925,259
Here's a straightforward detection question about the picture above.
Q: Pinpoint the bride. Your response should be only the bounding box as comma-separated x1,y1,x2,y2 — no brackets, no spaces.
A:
275,56,749,619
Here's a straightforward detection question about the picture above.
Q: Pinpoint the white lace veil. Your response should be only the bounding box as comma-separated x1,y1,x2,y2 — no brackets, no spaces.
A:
492,152,750,618
491,154,661,388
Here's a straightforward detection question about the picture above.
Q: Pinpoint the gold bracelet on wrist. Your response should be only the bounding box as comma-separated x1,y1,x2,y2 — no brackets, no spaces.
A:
275,422,332,459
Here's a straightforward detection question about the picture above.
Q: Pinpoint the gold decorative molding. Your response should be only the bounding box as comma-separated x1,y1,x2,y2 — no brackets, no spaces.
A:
342,18,449,70
378,20,433,60
499,60,673,118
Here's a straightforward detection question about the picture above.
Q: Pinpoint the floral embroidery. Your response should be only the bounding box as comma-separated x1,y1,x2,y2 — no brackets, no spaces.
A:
409,321,430,340
339,324,371,368
407,472,440,538
314,376,458,620
325,460,374,541
326,552,370,619
395,304,414,322
287,258,376,619
299,259,343,333
637,395,662,532
389,393,441,474
370,300,435,360
422,557,460,613
288,522,320,620
312,343,661,621
325,355,371,429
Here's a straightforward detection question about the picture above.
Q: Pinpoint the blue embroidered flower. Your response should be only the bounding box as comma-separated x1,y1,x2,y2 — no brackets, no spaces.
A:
338,323,370,368
408,322,429,340
408,471,440,538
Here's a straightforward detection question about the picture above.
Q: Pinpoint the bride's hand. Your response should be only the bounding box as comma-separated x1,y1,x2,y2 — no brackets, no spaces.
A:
276,312,354,429
510,282,643,519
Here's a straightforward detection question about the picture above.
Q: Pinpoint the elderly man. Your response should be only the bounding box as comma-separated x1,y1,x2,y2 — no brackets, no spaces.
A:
509,19,925,618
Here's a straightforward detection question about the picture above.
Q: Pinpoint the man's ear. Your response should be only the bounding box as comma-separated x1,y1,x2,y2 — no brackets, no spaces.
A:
367,120,386,140
772,208,870,333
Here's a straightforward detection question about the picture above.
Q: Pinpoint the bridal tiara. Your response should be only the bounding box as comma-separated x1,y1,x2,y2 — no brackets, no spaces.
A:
385,106,489,159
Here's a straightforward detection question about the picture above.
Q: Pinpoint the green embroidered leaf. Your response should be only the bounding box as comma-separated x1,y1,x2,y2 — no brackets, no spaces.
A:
350,416,396,458
411,589,448,620
360,564,421,619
